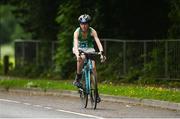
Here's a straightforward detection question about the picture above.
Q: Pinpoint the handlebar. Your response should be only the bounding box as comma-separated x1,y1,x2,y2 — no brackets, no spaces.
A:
78,49,100,56
78,49,106,62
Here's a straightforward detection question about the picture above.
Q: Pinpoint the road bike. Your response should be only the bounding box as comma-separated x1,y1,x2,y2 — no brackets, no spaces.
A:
77,49,101,110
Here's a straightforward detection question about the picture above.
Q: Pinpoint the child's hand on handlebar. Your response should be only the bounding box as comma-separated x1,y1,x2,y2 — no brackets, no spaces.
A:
100,55,106,63
99,51,106,63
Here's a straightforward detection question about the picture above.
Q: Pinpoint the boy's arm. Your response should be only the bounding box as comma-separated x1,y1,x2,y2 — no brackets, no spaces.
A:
73,30,79,57
92,29,103,53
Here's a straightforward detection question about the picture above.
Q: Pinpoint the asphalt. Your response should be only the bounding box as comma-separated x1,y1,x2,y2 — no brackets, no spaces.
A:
0,88,179,111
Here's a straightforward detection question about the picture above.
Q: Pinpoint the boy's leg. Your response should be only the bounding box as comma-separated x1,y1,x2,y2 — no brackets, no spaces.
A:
73,55,85,87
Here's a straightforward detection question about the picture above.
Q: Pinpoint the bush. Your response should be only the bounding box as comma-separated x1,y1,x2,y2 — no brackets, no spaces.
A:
0,63,2,75
123,68,141,83
9,63,44,78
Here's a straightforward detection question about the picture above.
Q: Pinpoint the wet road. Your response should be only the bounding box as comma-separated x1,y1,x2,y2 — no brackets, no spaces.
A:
0,92,179,118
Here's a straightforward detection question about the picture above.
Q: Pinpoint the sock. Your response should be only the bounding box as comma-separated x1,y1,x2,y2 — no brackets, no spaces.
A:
76,73,82,80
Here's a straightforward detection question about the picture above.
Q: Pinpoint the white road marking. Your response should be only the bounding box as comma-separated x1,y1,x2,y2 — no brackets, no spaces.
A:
33,104,43,107
23,103,31,106
56,109,105,119
44,106,52,110
0,99,20,104
0,98,105,119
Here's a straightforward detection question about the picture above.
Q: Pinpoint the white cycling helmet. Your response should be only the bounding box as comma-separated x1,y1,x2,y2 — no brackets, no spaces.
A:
78,14,91,24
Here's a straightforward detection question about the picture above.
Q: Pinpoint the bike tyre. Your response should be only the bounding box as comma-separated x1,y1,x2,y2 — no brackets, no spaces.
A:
90,72,98,109
79,74,88,108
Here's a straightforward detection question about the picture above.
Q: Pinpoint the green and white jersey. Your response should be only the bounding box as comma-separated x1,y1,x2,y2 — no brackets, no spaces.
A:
76,27,94,48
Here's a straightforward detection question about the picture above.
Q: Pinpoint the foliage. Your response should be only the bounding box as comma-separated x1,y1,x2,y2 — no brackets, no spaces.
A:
4,0,61,41
168,0,180,38
143,46,165,77
93,42,123,82
9,64,41,78
0,63,2,75
1,0,63,77
0,5,15,43
123,68,141,83
1,0,180,81
55,0,79,78
98,0,170,39
55,0,102,78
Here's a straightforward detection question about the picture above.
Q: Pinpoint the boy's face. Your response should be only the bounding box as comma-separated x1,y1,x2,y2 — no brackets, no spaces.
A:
80,23,89,32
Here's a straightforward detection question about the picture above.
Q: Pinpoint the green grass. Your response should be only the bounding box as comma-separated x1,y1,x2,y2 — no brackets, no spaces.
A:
0,77,76,91
99,83,180,103
0,76,180,103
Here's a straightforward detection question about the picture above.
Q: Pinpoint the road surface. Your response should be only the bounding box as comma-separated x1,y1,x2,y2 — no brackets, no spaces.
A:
0,91,179,118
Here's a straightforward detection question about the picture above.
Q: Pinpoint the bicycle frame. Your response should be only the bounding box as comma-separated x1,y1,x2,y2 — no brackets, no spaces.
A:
82,57,93,94
78,49,100,109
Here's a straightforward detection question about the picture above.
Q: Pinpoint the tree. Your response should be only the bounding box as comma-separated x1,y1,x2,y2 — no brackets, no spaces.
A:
55,0,104,78
0,5,16,44
2,0,61,41
1,0,63,77
168,0,180,38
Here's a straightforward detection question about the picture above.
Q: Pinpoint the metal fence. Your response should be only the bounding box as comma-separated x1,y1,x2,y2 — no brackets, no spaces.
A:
102,39,180,80
14,39,180,80
15,39,60,68
0,40,2,59
0,43,1,62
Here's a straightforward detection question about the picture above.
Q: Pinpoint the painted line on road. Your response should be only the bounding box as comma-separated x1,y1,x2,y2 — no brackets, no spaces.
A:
44,106,53,110
56,109,105,119
33,104,43,108
0,98,20,104
0,98,105,119
23,103,31,106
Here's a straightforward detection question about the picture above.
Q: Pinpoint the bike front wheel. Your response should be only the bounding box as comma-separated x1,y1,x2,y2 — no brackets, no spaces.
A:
90,72,98,109
79,75,88,108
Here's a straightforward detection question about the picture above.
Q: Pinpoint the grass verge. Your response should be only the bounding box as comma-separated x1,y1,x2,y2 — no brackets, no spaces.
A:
99,83,180,103
0,76,180,103
0,77,76,92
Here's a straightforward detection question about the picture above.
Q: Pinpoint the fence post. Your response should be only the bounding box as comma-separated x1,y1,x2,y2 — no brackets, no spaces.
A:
0,43,1,62
103,40,107,57
36,41,39,65
22,42,25,66
3,55,9,75
165,40,168,78
143,41,147,72
14,42,17,67
52,41,55,67
123,41,126,74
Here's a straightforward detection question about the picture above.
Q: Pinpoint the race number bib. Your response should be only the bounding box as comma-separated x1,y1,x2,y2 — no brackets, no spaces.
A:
79,41,88,48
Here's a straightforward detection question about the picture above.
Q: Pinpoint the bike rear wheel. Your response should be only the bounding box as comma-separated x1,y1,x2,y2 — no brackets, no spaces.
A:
79,74,88,108
90,72,98,109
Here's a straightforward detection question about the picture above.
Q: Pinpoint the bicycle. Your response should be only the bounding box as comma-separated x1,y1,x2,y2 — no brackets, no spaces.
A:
77,49,101,110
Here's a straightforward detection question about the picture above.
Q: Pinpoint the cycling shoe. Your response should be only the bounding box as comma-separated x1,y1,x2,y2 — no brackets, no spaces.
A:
73,81,82,88
96,96,101,103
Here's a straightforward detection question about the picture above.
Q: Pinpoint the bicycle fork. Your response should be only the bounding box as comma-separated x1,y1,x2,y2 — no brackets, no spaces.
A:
84,60,93,94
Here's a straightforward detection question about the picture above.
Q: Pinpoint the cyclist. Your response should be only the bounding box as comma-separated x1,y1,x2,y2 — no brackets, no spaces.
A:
72,14,105,103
